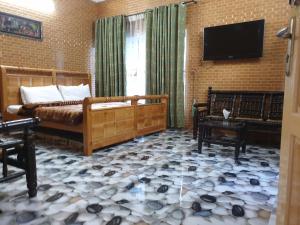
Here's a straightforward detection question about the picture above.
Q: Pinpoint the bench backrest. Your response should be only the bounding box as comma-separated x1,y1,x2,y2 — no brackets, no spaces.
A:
0,65,91,120
209,93,236,116
268,93,284,120
238,93,265,119
207,87,283,121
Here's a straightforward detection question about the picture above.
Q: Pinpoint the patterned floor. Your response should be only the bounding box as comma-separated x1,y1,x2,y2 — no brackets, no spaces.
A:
0,130,279,225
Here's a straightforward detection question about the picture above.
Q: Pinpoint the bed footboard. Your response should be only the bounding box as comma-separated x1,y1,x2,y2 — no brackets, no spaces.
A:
83,95,168,156
135,95,168,136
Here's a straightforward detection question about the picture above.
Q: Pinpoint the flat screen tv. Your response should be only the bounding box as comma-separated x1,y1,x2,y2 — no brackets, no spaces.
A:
203,19,265,61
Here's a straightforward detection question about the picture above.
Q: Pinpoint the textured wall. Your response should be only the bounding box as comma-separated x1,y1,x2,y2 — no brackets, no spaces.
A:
0,0,98,72
97,0,289,128
0,0,290,128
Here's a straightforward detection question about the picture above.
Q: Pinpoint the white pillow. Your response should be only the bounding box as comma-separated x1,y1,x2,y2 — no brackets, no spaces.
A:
20,85,64,104
58,84,91,101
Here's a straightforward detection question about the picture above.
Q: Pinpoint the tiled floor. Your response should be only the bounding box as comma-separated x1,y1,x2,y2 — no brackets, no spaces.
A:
0,130,279,225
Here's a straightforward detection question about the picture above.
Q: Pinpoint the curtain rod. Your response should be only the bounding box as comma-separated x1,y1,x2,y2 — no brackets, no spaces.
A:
125,11,145,18
125,0,198,18
182,0,198,5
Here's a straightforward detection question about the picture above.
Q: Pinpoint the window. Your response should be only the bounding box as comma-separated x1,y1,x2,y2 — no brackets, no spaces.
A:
125,14,146,96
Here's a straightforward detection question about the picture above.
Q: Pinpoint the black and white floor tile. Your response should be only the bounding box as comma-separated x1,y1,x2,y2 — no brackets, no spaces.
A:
0,130,279,225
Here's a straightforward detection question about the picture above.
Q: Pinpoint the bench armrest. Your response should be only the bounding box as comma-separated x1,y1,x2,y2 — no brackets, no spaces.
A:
193,103,208,118
198,108,208,118
193,103,208,108
193,103,208,139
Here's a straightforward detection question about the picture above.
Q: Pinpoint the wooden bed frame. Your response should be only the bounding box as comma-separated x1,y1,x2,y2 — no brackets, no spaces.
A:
0,65,168,155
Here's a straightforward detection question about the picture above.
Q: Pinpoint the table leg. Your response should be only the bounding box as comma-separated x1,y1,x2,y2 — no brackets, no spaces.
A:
207,128,211,147
198,126,205,154
242,144,246,153
2,149,7,177
235,145,241,165
242,126,247,153
193,111,198,139
24,128,37,198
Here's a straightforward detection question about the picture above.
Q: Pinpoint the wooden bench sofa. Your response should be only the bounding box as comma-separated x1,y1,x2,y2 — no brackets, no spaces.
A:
0,65,168,155
193,87,284,142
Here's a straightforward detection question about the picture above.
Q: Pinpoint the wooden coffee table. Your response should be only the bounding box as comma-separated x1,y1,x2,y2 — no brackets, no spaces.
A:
198,119,247,164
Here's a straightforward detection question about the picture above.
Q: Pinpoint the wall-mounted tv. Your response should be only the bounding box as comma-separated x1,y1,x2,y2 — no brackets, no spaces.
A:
203,19,265,61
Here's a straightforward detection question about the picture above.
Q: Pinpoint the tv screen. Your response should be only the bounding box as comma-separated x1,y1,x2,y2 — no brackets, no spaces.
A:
203,19,265,61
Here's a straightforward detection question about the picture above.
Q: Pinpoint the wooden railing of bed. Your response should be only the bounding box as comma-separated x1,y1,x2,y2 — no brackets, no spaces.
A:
83,95,168,155
0,65,168,155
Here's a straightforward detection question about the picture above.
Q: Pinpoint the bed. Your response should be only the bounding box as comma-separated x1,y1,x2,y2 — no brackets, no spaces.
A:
0,65,168,155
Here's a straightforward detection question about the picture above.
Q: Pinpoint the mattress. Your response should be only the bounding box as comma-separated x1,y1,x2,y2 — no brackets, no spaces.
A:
7,102,130,114
16,101,131,125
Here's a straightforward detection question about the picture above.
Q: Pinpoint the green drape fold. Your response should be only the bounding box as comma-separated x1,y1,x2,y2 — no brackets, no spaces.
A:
95,15,126,97
145,4,186,128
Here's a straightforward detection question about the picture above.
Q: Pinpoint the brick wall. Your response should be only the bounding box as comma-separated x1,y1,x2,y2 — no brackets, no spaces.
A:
97,0,290,128
0,0,98,72
0,0,290,128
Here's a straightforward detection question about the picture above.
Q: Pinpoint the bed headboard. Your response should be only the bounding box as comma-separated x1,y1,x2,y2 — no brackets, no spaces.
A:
56,70,91,86
0,65,91,119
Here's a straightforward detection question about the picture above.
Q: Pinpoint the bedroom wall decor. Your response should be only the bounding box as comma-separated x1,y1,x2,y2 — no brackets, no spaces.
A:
0,11,42,40
0,0,98,72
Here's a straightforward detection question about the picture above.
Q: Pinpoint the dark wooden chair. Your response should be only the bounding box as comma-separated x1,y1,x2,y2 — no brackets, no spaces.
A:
193,87,283,140
0,118,40,198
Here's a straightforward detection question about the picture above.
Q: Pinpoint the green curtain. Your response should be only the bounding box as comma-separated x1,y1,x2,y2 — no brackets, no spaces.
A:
95,15,126,97
145,4,186,128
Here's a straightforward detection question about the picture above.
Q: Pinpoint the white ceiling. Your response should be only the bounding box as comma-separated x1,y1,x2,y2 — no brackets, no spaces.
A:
90,0,106,3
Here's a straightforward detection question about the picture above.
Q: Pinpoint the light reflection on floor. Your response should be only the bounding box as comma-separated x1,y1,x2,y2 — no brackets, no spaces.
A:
0,130,279,225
